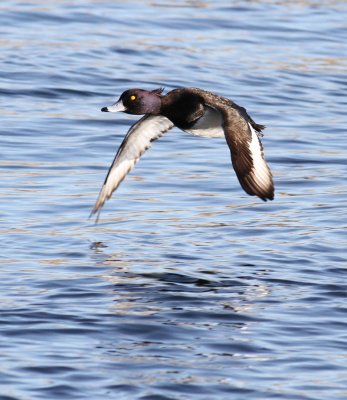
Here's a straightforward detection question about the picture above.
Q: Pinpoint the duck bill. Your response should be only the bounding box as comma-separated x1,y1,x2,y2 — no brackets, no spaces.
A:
101,100,126,113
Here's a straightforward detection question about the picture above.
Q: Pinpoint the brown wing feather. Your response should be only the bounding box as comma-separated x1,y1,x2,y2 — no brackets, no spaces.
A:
185,88,274,201
223,111,274,200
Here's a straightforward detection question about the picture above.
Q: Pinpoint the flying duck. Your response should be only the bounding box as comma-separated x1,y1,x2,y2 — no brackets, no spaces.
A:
91,87,274,220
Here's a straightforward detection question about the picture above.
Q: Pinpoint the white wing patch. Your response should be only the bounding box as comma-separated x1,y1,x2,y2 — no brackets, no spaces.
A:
247,122,273,197
185,106,224,138
91,115,174,220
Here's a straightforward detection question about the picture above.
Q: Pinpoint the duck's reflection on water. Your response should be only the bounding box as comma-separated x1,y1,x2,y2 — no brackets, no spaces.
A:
90,240,271,327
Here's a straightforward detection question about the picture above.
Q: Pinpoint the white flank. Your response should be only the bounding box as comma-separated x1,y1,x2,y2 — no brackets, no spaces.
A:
185,106,224,138
248,123,272,190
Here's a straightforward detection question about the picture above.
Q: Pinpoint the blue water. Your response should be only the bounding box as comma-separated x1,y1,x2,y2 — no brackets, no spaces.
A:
1,1,347,399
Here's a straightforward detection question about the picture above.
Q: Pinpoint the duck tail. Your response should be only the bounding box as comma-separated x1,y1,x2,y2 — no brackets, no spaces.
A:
250,120,266,136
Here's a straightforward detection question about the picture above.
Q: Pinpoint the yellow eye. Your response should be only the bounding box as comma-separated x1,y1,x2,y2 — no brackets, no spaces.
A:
130,95,136,101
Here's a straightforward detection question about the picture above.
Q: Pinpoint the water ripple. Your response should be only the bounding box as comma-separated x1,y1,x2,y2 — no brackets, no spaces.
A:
1,0,347,399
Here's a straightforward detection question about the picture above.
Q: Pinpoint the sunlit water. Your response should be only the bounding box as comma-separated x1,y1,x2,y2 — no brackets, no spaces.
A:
1,1,346,399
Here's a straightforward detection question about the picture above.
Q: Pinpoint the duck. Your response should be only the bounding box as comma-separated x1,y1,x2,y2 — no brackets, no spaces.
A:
91,87,274,220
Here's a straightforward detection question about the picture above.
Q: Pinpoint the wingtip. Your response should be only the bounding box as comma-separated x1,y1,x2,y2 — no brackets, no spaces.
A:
262,185,275,201
256,181,275,202
89,202,103,224
261,192,275,202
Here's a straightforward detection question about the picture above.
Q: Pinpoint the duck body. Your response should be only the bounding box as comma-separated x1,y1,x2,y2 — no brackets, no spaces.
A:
92,87,274,220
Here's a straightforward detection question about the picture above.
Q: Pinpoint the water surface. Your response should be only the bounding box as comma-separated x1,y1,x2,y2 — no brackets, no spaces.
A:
1,1,346,399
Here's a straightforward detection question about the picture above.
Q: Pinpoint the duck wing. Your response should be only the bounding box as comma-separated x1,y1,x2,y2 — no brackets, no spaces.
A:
91,114,174,220
185,88,274,201
222,106,274,201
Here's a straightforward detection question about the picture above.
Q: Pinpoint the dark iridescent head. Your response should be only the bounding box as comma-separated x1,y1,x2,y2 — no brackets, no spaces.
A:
101,88,163,115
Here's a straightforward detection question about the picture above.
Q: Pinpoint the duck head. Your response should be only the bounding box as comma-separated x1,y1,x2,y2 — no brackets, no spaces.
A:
101,88,163,115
